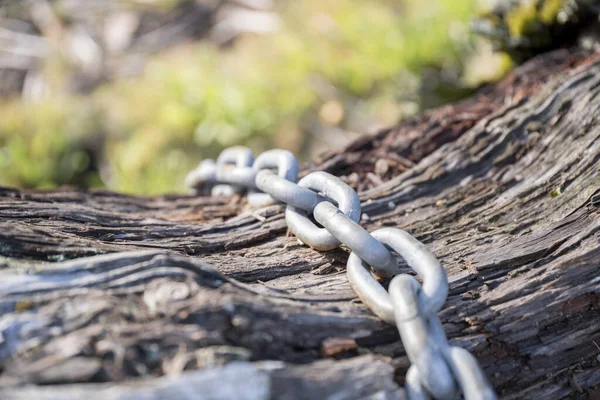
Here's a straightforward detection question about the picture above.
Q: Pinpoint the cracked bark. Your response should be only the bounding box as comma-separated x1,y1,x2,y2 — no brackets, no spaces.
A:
0,48,599,399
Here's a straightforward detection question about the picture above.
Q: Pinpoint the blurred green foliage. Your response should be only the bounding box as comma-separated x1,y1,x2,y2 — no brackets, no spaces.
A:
473,0,597,59
0,0,509,194
0,98,104,189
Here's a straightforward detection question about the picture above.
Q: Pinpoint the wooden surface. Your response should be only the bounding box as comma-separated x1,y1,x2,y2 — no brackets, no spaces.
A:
0,48,599,399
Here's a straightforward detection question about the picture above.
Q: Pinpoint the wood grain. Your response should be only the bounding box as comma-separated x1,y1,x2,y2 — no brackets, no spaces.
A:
0,48,599,399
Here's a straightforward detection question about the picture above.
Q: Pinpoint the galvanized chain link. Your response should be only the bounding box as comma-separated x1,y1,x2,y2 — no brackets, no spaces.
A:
186,146,497,400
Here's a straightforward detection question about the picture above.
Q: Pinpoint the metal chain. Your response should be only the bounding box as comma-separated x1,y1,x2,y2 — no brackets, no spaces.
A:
186,146,497,400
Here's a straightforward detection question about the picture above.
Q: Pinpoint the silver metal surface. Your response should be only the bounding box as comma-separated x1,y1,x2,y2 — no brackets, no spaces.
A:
212,146,254,196
314,202,397,278
345,226,448,323
389,274,457,399
426,317,497,400
443,346,497,400
346,252,395,323
405,366,431,400
371,228,447,315
285,171,360,251
211,184,237,197
255,170,322,211
249,149,299,207
400,297,496,400
184,159,217,193
347,226,495,400
184,146,497,400
216,146,254,168
216,165,257,188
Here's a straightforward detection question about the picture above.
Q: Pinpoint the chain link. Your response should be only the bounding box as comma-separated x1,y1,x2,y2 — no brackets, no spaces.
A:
186,147,497,399
185,159,218,195
214,146,255,195
285,171,361,251
314,202,398,278
249,149,299,207
255,170,323,211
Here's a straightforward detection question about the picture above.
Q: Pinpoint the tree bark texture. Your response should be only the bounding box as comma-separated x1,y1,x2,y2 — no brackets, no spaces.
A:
0,48,599,399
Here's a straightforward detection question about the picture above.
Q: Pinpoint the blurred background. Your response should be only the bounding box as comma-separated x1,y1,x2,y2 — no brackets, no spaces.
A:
0,0,595,194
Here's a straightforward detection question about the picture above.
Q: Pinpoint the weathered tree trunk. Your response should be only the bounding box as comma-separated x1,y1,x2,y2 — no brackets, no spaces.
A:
0,48,599,399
